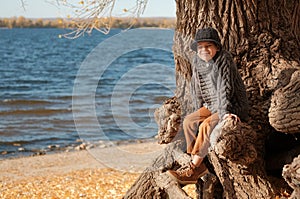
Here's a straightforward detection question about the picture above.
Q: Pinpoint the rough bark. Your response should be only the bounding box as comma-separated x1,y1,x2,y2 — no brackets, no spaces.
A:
124,0,300,198
283,154,300,198
123,140,190,199
269,70,300,134
154,96,181,144
208,119,273,198
172,0,300,196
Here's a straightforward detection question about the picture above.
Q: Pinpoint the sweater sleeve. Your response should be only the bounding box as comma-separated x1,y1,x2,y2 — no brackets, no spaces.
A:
217,52,236,119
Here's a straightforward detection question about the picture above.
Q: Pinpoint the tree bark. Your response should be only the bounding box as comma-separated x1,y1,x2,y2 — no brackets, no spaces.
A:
123,140,190,199
124,0,300,198
208,119,273,198
173,0,300,196
283,154,300,198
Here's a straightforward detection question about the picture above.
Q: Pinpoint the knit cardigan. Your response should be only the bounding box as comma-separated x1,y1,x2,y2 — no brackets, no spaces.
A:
191,50,249,121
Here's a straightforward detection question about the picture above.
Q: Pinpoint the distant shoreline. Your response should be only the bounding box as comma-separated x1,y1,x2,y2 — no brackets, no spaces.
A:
0,16,176,29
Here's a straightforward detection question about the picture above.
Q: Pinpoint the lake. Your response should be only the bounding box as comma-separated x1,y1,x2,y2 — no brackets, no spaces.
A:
0,28,176,158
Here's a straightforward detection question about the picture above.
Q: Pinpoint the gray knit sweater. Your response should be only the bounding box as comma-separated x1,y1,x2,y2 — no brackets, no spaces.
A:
191,50,249,121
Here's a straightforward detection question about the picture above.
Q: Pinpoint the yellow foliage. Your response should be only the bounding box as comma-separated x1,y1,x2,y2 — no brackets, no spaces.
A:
57,19,63,24
0,16,176,29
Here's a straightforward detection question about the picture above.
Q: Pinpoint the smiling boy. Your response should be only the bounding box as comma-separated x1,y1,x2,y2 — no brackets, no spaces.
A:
167,27,249,185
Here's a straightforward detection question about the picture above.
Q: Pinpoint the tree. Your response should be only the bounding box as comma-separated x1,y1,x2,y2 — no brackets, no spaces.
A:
16,16,26,27
35,18,44,27
124,0,300,198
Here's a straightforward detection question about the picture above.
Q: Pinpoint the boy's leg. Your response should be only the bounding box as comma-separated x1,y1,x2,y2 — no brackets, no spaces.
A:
166,108,216,185
183,107,211,154
191,112,219,157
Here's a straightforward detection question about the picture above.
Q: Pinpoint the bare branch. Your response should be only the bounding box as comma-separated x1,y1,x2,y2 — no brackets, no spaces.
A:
53,0,148,39
20,0,27,11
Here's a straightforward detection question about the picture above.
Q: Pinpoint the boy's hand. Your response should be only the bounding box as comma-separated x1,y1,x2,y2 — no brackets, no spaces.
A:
223,113,240,122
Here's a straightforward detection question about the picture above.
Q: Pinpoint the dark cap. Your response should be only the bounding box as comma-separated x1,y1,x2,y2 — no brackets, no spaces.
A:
191,27,222,51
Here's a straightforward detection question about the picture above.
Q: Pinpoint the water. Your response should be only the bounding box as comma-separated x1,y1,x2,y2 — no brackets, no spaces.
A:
0,28,175,159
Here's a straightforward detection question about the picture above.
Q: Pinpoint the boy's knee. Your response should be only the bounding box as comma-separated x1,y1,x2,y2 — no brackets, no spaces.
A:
183,115,193,127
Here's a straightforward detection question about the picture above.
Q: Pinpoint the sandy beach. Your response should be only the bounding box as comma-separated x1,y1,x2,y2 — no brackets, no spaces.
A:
0,140,196,198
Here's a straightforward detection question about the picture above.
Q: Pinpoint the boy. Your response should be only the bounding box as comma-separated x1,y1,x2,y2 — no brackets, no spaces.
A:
167,27,249,185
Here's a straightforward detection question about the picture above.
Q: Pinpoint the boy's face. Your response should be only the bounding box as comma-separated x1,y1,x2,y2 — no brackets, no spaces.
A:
197,41,219,62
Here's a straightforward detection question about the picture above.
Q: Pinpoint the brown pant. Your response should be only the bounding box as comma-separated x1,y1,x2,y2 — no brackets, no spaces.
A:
183,107,219,157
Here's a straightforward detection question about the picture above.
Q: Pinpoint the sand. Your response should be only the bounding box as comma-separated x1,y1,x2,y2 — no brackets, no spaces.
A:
0,140,196,198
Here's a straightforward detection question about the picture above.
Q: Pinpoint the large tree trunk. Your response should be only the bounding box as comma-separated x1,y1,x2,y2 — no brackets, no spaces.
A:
124,0,300,198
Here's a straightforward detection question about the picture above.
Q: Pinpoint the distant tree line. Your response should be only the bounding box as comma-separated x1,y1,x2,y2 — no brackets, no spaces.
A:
0,16,175,29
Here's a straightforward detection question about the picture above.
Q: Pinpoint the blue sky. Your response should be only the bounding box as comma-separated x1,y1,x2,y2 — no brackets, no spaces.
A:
0,0,176,18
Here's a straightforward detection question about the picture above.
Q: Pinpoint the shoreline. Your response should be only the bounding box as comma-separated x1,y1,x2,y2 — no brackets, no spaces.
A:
0,137,158,161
